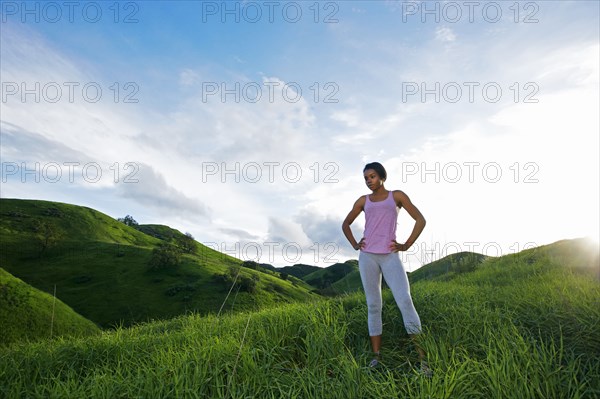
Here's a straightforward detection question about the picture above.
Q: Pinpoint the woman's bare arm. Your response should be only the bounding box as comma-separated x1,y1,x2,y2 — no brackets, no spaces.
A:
342,196,366,250
391,190,426,252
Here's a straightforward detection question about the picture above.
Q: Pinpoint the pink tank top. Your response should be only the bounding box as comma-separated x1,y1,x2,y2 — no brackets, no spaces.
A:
363,191,398,254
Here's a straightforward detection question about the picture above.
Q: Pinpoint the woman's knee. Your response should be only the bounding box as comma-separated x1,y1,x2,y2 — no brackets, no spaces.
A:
367,302,382,315
396,295,417,313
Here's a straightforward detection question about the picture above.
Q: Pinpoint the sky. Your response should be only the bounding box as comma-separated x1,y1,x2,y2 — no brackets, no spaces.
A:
1,0,599,270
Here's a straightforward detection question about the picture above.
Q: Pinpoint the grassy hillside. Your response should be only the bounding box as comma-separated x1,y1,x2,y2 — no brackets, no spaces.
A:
0,199,160,250
535,237,600,279
302,260,358,288
327,252,487,296
2,238,597,398
0,268,100,346
0,198,316,329
276,263,321,279
330,269,363,294
408,251,488,283
305,252,488,296
135,224,186,242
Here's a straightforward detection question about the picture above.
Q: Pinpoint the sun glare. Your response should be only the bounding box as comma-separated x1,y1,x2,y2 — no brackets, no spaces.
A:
584,231,600,246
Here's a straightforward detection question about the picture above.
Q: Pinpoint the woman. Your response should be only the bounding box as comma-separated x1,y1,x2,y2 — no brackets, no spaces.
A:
341,162,431,375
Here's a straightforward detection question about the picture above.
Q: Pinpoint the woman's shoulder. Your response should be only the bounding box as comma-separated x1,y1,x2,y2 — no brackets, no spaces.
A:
353,195,367,207
391,189,410,203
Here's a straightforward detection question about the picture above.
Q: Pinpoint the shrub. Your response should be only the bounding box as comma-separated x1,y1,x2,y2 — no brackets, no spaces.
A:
238,275,257,293
213,268,258,294
148,243,182,270
242,261,259,270
176,232,197,254
118,215,138,227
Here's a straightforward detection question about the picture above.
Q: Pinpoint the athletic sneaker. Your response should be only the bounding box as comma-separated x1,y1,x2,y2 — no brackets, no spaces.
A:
368,351,381,368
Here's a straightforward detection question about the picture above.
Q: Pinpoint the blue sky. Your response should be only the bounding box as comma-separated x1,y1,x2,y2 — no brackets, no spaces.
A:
1,1,599,269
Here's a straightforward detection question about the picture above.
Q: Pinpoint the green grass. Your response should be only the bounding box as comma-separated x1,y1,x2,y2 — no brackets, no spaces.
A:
0,268,100,346
1,239,598,398
0,198,317,329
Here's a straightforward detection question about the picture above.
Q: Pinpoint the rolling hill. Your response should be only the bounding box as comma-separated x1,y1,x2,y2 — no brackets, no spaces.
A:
275,263,321,279
408,251,488,283
302,259,358,289
534,237,600,279
330,268,363,294
0,267,100,346
0,198,318,329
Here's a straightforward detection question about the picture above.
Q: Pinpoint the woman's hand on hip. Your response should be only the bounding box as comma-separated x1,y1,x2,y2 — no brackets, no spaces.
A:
390,240,411,252
354,238,365,250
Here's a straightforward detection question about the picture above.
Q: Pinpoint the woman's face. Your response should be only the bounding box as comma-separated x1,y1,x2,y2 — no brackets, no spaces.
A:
363,169,383,191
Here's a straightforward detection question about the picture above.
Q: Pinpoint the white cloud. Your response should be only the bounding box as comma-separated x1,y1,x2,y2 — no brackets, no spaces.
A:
330,109,360,128
179,69,200,87
115,162,211,221
435,26,456,43
266,217,311,248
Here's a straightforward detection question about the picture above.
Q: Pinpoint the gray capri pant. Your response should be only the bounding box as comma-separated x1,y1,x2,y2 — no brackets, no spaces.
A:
358,251,422,335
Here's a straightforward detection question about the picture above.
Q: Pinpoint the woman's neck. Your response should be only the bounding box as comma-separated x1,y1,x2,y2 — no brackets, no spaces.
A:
370,185,387,195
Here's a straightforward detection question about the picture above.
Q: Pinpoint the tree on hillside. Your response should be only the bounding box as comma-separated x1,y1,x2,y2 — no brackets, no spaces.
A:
175,232,197,254
32,220,61,256
148,243,182,270
118,215,138,227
